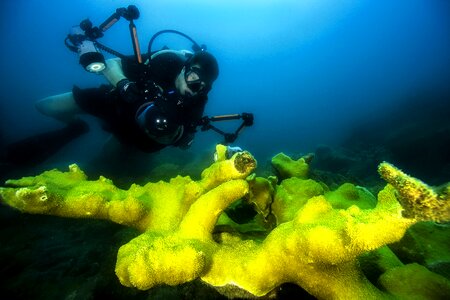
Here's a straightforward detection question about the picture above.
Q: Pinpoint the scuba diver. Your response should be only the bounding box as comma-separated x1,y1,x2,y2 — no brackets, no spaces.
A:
35,49,219,153
2,5,252,167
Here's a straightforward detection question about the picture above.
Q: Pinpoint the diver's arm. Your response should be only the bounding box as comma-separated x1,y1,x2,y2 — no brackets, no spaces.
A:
102,58,127,86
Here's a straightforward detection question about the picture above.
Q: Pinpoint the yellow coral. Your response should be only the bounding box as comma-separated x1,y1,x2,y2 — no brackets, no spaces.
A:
2,150,448,299
246,176,276,220
378,161,450,222
271,152,311,179
116,233,207,289
325,183,377,210
272,177,324,224
214,144,229,162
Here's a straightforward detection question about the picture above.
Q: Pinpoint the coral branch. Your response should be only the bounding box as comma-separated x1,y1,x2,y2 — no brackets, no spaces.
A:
1,149,448,299
378,162,450,222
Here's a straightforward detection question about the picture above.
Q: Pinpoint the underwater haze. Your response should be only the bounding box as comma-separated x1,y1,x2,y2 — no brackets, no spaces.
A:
1,1,450,299
1,0,449,166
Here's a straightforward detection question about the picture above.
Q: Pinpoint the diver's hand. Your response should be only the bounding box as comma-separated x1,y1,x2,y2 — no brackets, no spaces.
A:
117,79,141,103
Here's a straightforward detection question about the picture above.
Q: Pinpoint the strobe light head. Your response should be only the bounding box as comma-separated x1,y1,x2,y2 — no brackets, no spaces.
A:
79,49,106,73
70,25,106,73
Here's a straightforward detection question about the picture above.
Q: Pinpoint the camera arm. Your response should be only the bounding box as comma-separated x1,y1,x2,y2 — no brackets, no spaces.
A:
97,6,140,35
66,6,142,64
198,113,254,144
67,5,204,72
98,5,143,64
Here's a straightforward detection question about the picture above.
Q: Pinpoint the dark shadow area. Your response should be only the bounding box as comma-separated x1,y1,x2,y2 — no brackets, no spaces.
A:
311,87,450,188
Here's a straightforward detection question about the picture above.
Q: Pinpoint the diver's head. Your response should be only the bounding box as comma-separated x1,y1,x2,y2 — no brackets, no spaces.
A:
176,51,219,97
135,103,183,145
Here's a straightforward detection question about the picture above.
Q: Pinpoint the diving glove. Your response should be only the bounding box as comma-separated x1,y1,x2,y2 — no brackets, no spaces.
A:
117,79,141,103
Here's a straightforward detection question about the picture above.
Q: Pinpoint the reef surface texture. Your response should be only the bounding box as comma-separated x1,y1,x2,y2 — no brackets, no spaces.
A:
1,145,449,299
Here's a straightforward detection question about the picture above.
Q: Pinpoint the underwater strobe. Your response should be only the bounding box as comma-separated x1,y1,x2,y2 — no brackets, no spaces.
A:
65,19,106,73
65,5,141,73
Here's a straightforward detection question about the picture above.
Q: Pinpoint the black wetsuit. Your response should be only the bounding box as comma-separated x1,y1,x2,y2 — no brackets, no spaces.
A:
73,51,207,153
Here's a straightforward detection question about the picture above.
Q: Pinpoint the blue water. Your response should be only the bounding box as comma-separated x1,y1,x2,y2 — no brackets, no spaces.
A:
0,1,450,299
0,0,449,165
